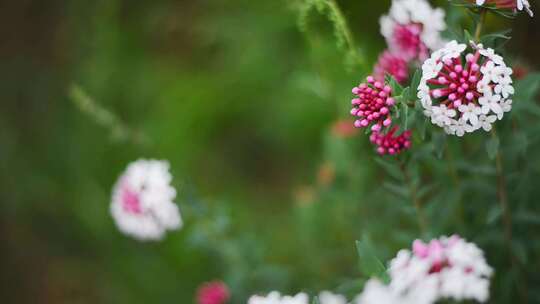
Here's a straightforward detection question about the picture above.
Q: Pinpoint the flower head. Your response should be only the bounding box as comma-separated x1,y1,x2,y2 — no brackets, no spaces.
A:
388,235,493,303
369,128,412,155
196,281,230,304
374,50,410,84
474,0,533,16
111,159,182,241
380,0,446,61
351,76,396,131
418,41,513,136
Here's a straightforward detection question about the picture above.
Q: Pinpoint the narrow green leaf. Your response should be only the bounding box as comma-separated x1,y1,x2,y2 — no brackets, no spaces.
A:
355,236,389,282
486,136,500,160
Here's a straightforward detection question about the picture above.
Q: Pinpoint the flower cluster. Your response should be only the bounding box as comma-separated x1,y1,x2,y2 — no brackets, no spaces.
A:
356,235,493,304
419,41,513,136
110,159,182,241
351,76,395,131
247,291,346,304
197,281,230,304
473,0,533,16
351,76,412,155
380,0,446,61
370,128,412,155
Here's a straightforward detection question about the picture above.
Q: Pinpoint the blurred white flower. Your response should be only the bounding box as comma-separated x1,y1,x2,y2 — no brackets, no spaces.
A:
319,291,347,304
248,292,308,304
387,235,493,303
111,159,182,241
380,0,446,61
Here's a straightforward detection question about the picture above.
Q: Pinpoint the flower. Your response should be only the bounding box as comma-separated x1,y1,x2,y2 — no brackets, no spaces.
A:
474,0,533,17
110,159,182,241
418,41,514,136
351,76,396,131
197,281,230,304
380,0,446,61
388,235,493,303
374,50,410,84
318,291,347,304
369,127,412,155
354,280,401,304
248,292,309,304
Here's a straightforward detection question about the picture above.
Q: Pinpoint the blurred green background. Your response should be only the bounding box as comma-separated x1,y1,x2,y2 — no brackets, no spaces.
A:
1,0,539,303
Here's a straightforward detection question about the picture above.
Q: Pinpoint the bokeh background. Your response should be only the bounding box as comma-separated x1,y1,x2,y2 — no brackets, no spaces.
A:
1,0,539,303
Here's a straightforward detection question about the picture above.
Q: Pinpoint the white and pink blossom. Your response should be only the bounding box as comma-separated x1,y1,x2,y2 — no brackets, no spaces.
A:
418,41,514,136
111,159,182,241
380,0,446,61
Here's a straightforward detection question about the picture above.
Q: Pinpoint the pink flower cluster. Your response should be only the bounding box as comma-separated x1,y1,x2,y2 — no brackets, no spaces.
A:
351,76,412,155
370,128,412,155
351,76,395,130
196,281,230,304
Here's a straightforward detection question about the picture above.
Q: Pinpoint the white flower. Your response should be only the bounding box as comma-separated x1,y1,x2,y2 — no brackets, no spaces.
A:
478,115,497,131
385,235,493,303
479,94,504,119
248,292,309,304
319,291,347,304
354,280,401,304
431,105,457,127
495,74,515,98
459,103,482,126
111,159,182,241
418,41,514,136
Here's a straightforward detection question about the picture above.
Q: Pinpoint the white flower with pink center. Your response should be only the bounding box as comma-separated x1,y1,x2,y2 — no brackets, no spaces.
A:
388,235,493,303
111,159,182,241
418,40,514,136
380,0,446,61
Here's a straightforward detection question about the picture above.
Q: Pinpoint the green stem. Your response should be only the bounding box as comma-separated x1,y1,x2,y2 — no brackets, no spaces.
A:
475,8,487,41
399,161,427,235
490,129,527,303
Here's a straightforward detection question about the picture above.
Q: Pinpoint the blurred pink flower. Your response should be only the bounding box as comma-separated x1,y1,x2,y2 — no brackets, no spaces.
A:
196,281,230,304
374,50,410,84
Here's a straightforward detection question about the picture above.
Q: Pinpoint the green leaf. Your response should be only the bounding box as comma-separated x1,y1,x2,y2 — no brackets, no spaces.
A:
486,205,502,225
356,235,389,282
408,70,421,101
385,74,403,96
432,132,447,159
312,296,320,304
486,135,500,160
374,158,403,181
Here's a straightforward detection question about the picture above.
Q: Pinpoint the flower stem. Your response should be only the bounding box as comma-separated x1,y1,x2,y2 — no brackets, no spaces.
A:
399,161,427,235
490,128,528,303
475,8,487,41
